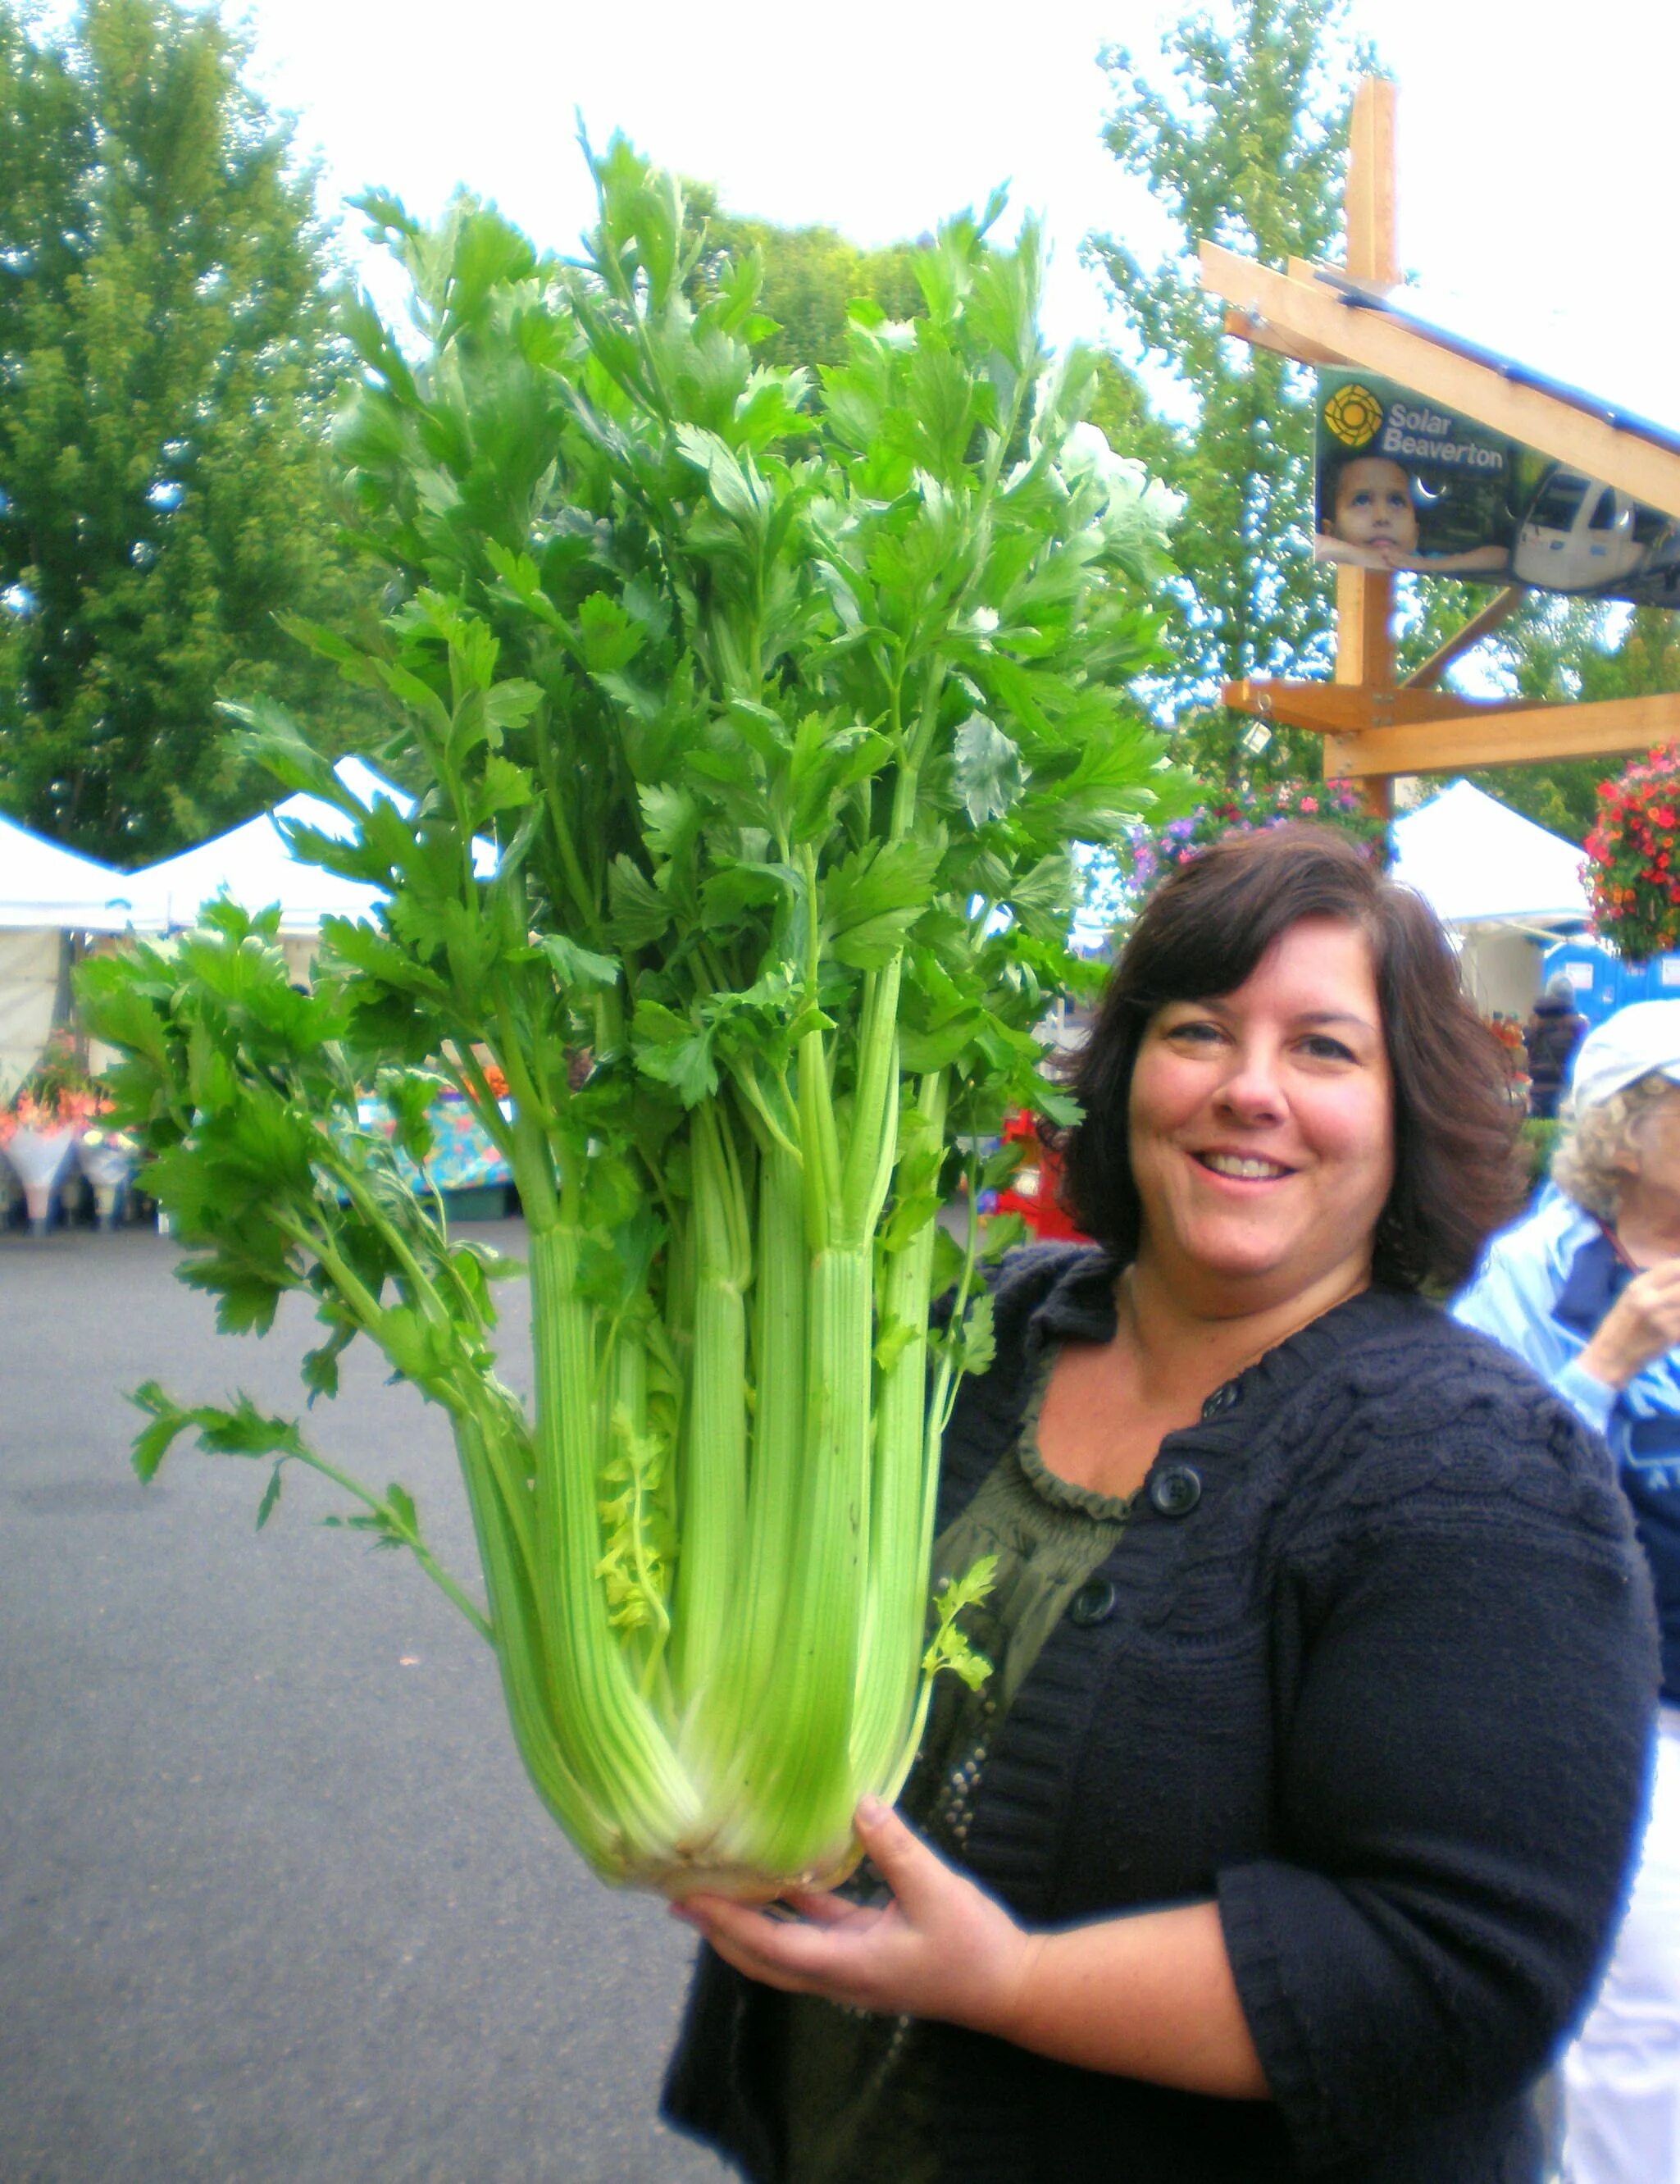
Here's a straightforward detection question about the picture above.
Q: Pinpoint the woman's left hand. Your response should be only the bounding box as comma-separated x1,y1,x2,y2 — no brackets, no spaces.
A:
672,1795,1038,2035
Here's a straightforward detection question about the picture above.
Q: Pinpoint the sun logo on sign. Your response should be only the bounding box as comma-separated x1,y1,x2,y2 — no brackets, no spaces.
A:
1323,383,1384,449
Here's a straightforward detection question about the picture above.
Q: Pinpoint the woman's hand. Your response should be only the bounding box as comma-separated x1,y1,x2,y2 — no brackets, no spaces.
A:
676,1797,1268,2096
1579,1257,1680,1388
671,1795,1038,2036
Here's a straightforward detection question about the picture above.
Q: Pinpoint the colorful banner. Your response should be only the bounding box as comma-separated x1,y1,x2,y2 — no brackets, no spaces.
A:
1313,369,1680,608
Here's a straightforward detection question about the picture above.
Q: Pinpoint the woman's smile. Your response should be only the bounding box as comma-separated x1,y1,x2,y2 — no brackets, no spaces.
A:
1191,1149,1297,1183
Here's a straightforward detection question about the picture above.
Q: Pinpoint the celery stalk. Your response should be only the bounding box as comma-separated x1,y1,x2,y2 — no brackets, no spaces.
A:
86,140,1178,1898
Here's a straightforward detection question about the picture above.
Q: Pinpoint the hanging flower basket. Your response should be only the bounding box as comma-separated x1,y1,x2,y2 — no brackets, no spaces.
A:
1100,777,1388,927
1584,745,1680,964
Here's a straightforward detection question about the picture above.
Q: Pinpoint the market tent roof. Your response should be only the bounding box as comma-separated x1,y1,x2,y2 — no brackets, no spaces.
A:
0,813,139,932
123,758,495,933
1390,779,1590,930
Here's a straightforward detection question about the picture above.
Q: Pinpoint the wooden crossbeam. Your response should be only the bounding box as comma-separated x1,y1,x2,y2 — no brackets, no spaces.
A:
1401,586,1525,691
1221,307,1345,368
1319,692,1680,778
1224,679,1538,736
1200,244,1680,519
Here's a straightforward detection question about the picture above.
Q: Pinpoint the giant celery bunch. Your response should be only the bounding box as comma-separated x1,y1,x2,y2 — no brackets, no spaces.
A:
81,144,1177,1895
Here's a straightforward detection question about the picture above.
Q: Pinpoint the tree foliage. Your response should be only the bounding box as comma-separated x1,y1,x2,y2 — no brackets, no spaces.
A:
0,0,376,862
684,184,929,370
1087,0,1368,786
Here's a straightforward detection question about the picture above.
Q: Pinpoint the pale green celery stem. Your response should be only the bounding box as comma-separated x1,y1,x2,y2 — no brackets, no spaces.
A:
669,1102,749,1715
734,1060,802,1164
700,1138,805,1770
463,1382,540,1572
535,725,600,936
608,1334,673,1699
332,1165,452,1326
731,1240,874,1876
504,1080,562,1235
527,1223,694,1848
594,983,625,1068
849,1070,949,1790
838,960,902,1246
798,1024,841,1255
881,1141,988,1803
795,844,839,1253
449,1407,617,1865
281,1190,599,1840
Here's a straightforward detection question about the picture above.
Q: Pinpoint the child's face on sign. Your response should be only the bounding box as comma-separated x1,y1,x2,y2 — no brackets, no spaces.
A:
1332,458,1418,551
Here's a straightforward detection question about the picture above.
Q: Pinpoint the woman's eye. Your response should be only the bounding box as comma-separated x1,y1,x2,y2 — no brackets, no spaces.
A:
1165,1019,1224,1046
1300,1033,1356,1063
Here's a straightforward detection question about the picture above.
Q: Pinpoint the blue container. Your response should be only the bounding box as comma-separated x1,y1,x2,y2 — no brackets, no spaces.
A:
1541,938,1680,1027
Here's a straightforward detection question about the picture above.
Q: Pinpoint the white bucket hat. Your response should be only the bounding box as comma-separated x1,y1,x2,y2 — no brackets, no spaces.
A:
1566,1001,1680,1119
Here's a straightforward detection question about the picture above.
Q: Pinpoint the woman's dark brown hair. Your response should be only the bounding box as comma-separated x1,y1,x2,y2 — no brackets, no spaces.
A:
1056,823,1524,1291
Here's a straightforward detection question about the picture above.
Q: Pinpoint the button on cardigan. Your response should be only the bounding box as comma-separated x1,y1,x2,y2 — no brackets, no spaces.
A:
663,1244,1658,2183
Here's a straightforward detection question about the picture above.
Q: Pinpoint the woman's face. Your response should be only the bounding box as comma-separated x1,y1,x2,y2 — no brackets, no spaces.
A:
1127,916,1395,1311
1622,1088,1680,1208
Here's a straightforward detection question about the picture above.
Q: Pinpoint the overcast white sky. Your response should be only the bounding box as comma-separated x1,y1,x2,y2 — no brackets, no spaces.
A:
225,0,1680,423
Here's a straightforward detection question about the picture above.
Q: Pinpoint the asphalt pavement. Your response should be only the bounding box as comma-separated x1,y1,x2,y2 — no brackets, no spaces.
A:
0,1220,735,2184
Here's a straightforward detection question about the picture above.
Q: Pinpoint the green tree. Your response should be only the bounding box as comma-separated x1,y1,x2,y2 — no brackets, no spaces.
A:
684,185,928,369
1454,602,1680,841
0,0,376,862
1087,0,1371,787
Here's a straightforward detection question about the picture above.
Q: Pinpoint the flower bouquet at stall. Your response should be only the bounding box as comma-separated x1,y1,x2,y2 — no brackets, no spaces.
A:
79,145,1178,1899
1,1092,98,1233
0,1033,107,1234
1584,745,1680,962
76,1122,140,1229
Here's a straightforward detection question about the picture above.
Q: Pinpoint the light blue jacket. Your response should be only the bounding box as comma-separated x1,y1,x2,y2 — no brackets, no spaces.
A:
1454,1190,1680,1697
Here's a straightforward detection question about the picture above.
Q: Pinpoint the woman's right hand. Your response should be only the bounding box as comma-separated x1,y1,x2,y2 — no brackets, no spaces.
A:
1579,1258,1680,1388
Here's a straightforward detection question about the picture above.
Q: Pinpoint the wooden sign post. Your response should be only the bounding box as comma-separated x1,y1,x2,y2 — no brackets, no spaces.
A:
1334,80,1398,815
1203,76,1680,802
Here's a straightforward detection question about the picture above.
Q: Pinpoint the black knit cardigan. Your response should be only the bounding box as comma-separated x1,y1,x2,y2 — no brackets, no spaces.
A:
662,1245,1659,2183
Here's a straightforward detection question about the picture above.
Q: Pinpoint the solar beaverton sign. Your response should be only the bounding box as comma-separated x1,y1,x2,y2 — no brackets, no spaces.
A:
1199,77,1680,814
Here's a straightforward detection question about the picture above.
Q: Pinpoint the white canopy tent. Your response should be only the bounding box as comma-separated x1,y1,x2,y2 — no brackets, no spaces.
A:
0,814,138,933
1390,779,1591,1014
122,755,398,942
2,760,499,1098
120,755,496,981
0,815,137,1100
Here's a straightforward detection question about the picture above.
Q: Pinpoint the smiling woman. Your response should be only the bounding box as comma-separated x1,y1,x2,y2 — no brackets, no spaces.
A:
665,825,1660,2184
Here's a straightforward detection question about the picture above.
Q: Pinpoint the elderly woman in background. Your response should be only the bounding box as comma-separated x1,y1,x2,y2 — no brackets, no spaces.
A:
665,827,1655,2184
1456,999,1680,2184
